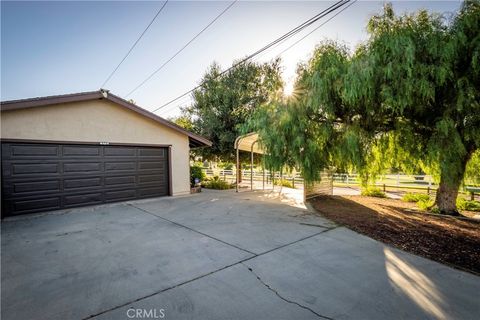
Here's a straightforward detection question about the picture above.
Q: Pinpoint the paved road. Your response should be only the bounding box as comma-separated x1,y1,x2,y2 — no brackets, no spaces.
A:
2,189,479,320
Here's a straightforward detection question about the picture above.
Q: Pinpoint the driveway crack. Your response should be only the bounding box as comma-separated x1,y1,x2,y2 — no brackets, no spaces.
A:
241,263,334,320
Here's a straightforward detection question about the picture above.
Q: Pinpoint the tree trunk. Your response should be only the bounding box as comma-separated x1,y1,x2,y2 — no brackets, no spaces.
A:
435,154,469,216
435,178,461,216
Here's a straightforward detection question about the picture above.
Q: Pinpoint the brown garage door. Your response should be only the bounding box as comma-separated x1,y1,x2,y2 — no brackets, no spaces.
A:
1,142,170,217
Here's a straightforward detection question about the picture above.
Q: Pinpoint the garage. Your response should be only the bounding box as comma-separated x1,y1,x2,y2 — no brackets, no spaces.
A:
2,142,170,216
1,90,211,217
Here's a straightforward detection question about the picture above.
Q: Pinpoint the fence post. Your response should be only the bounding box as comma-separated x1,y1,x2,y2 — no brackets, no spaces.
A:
292,177,295,189
346,174,349,185
472,191,475,201
427,186,430,195
262,167,265,190
383,184,386,193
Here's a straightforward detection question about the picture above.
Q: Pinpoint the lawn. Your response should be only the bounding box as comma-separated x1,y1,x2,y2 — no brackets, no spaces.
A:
310,195,480,275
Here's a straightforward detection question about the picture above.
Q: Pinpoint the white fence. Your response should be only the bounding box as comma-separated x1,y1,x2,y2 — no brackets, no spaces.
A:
333,173,435,190
333,173,479,198
202,169,478,197
201,168,304,189
202,169,435,189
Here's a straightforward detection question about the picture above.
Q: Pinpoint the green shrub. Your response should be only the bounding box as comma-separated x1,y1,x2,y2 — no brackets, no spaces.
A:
273,179,295,189
221,162,234,170
457,198,480,212
190,165,205,187
402,193,430,203
361,187,386,198
202,176,233,190
417,199,435,211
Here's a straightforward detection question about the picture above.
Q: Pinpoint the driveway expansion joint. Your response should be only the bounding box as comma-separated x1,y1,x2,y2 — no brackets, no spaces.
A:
127,203,257,256
299,222,332,228
254,227,338,257
241,263,334,320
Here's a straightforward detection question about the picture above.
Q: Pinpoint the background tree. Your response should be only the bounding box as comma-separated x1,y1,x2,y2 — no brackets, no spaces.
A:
183,59,283,161
169,113,194,132
465,150,480,186
250,1,479,215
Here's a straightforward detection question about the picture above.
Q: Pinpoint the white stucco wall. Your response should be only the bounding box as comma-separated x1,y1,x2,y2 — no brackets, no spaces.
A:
1,100,191,196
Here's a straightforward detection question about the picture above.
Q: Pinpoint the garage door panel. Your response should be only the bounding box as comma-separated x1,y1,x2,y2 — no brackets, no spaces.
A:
64,193,103,207
104,176,136,186
138,187,167,197
138,148,165,157
64,177,102,189
11,144,59,157
12,163,59,175
104,147,136,157
138,174,166,184
1,143,169,217
12,197,61,213
138,161,165,170
105,162,136,172
13,180,61,193
63,162,102,174
1,143,59,159
105,189,137,201
62,146,100,157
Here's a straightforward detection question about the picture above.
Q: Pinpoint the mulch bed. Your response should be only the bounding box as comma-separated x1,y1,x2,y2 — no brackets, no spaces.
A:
310,195,480,275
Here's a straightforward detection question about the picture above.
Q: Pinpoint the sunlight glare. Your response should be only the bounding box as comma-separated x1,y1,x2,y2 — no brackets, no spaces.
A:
284,81,294,96
384,248,447,319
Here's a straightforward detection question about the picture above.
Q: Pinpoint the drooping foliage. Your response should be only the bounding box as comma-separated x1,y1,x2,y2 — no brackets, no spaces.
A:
183,59,283,161
249,1,480,215
250,40,391,184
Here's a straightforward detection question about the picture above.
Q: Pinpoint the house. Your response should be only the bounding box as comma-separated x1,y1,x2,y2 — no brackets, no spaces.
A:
0,89,211,217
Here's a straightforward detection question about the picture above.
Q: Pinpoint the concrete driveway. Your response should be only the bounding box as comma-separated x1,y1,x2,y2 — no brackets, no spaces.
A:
2,189,479,320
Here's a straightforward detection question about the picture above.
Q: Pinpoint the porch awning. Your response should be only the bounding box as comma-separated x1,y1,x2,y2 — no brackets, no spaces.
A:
234,132,264,154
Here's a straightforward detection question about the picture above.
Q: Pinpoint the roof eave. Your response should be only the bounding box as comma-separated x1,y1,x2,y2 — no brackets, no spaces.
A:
0,90,213,148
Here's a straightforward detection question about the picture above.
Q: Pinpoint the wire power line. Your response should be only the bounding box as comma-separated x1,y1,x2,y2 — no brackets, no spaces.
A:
101,1,168,88
253,0,356,62
125,0,238,98
277,0,357,56
151,0,350,114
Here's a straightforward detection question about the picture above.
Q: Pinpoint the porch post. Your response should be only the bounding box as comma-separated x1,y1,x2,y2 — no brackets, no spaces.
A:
262,157,265,191
250,141,257,191
236,145,239,193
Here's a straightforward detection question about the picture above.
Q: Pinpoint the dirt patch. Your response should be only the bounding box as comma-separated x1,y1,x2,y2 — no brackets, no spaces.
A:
310,195,480,275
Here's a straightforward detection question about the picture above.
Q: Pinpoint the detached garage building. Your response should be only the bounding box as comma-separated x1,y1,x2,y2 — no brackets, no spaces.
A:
0,90,211,217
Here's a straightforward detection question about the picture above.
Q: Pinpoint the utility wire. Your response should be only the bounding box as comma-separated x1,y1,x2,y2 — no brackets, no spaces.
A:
101,1,168,88
125,0,238,98
151,0,350,114
160,0,355,116
277,0,357,57
253,0,356,62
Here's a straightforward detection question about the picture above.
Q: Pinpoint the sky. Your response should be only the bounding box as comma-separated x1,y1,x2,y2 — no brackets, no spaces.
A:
1,0,462,118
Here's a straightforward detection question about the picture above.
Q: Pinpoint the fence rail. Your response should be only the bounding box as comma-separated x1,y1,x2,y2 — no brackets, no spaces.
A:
201,169,478,198
201,168,305,189
334,173,478,199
